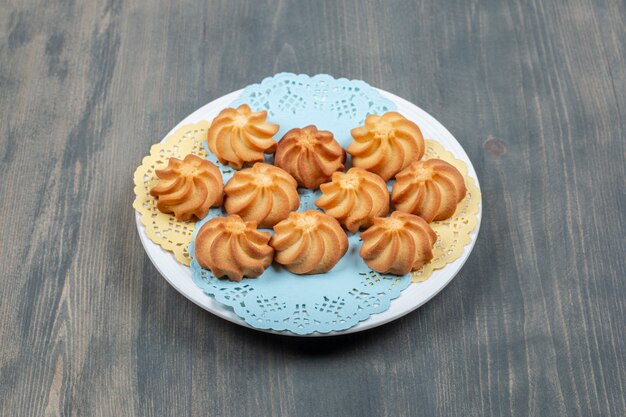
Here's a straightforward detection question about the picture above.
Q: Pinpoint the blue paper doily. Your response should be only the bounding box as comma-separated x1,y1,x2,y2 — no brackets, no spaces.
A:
230,73,395,148
190,73,410,335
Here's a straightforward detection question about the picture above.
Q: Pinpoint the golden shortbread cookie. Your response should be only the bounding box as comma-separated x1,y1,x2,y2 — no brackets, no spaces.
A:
315,167,389,233
207,104,279,169
360,211,436,275
347,112,424,181
392,159,466,222
274,125,346,189
270,210,348,274
224,163,299,228
195,215,274,282
149,154,223,221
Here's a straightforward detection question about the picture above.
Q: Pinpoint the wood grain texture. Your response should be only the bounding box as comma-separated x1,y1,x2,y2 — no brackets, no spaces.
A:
1,0,625,415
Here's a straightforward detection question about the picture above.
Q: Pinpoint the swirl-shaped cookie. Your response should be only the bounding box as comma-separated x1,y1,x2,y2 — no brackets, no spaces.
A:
150,154,223,221
274,126,346,189
270,210,348,274
315,167,389,233
195,215,274,282
224,163,300,228
392,159,467,222
207,104,280,169
347,112,425,181
360,211,436,275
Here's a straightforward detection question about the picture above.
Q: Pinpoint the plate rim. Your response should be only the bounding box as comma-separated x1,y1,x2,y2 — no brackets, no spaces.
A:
135,86,482,337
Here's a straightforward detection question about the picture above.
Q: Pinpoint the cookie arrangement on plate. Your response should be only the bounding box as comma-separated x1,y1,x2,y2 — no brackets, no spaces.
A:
146,107,467,282
133,73,481,334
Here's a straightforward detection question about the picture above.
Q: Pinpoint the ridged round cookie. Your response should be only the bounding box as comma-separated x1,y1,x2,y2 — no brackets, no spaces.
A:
315,167,389,233
224,163,300,228
347,112,424,181
274,125,346,189
270,210,348,274
150,154,223,221
360,211,436,275
207,104,280,169
194,215,274,282
392,159,467,222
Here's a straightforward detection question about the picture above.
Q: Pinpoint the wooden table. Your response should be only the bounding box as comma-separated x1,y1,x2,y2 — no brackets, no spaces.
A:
1,0,625,416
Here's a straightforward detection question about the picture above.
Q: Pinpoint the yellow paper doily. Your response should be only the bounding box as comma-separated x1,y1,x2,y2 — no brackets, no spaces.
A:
411,140,481,282
133,128,481,278
133,122,211,265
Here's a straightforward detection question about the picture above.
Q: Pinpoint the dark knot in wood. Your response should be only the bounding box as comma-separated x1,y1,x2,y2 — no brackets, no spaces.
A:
483,137,506,157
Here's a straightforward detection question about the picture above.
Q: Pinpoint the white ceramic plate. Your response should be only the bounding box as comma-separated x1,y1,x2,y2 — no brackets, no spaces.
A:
135,88,482,336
